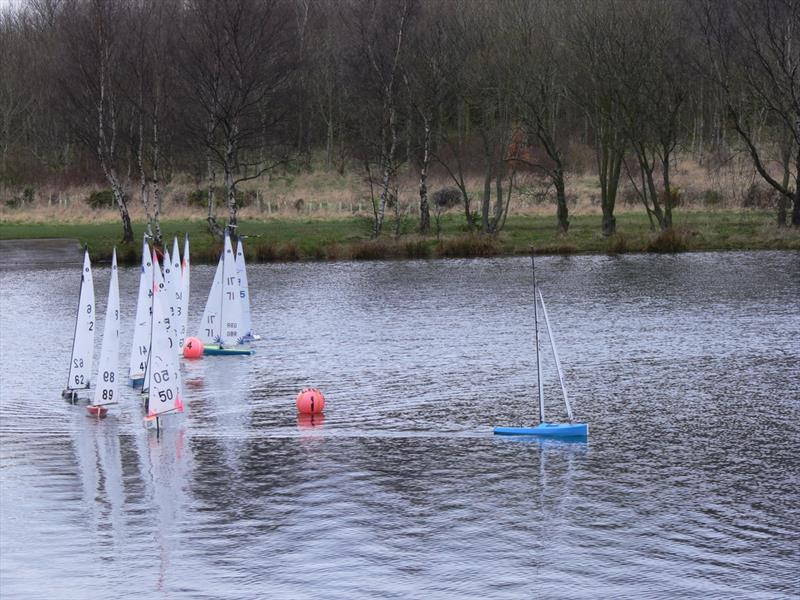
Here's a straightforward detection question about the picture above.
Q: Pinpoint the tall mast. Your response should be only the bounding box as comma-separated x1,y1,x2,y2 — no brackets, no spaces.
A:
538,289,574,422
532,253,545,423
220,228,227,344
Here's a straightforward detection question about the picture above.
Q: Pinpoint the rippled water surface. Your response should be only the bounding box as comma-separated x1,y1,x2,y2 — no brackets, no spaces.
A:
1,250,798,599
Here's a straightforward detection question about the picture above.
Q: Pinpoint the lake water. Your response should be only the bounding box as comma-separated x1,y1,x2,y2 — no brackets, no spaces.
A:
1,249,798,599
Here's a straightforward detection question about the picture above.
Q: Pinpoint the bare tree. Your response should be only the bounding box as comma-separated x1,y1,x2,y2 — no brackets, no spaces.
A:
434,0,518,235
568,0,631,237
618,0,687,231
176,0,296,236
509,0,573,234
59,0,134,243
699,0,800,227
402,2,450,234
342,0,413,238
123,0,177,246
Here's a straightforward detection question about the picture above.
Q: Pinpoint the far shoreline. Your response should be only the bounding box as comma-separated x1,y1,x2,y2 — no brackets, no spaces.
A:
1,210,798,265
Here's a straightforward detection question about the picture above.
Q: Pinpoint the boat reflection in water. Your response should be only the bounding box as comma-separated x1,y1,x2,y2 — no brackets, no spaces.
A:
140,426,192,594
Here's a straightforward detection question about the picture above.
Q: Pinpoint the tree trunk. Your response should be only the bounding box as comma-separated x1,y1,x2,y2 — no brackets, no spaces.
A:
793,171,800,228
206,150,222,238
225,121,239,229
137,109,153,239
662,150,673,230
104,166,133,243
418,115,431,234
776,140,792,227
596,125,623,237
375,103,398,239
554,171,569,234
150,116,163,245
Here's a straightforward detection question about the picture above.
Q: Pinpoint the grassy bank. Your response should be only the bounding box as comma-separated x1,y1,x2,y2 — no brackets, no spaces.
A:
0,210,797,264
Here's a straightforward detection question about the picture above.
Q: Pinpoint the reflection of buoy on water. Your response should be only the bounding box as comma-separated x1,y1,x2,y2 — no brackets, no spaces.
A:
297,412,326,429
296,388,325,414
183,337,204,359
185,377,204,389
87,405,108,418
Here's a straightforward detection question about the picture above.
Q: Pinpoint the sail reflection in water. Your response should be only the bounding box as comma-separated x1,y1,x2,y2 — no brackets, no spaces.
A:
140,427,193,593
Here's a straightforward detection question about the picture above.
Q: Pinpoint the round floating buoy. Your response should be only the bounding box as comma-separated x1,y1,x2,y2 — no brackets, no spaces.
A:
296,388,325,415
183,337,204,359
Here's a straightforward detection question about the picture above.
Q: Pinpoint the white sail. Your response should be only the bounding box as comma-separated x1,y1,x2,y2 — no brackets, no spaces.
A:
179,234,190,348
142,250,167,394
66,248,95,391
92,249,120,407
129,236,153,382
235,239,254,340
220,231,244,346
538,289,574,422
163,242,181,350
146,248,184,419
199,255,224,345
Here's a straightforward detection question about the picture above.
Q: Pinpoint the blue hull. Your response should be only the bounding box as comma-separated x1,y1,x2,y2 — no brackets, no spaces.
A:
203,345,253,356
494,422,588,437
130,377,144,388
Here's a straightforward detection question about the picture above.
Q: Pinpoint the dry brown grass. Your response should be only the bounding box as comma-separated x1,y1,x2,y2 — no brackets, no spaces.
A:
0,152,786,225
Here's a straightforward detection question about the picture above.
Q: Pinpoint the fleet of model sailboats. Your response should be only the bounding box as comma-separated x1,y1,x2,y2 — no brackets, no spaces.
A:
63,229,259,422
61,234,586,439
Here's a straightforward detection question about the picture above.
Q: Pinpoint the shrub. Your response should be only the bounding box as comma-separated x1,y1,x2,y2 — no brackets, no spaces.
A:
279,241,300,261
647,228,688,253
665,187,683,208
702,189,722,206
254,242,277,261
743,183,774,209
350,239,391,260
86,189,114,210
437,234,498,258
431,186,463,209
404,240,431,258
607,233,628,255
120,245,138,265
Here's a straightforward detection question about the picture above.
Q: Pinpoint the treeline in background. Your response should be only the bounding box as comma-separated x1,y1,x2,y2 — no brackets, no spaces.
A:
0,0,798,245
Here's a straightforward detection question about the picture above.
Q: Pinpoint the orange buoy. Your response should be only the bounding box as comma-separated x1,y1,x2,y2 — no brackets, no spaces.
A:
183,337,204,359
296,388,325,414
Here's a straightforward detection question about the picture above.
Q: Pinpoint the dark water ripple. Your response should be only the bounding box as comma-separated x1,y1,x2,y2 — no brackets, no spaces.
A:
1,251,798,599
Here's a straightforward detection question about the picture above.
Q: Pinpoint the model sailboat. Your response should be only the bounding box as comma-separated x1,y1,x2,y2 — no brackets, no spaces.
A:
494,255,588,438
144,248,185,429
63,247,95,402
235,238,260,342
163,241,181,347
199,229,253,356
88,249,120,418
177,235,190,349
129,236,154,386
142,244,168,395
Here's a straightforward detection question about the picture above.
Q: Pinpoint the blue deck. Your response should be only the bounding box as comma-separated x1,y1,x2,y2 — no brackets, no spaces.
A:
203,345,253,356
494,422,588,437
